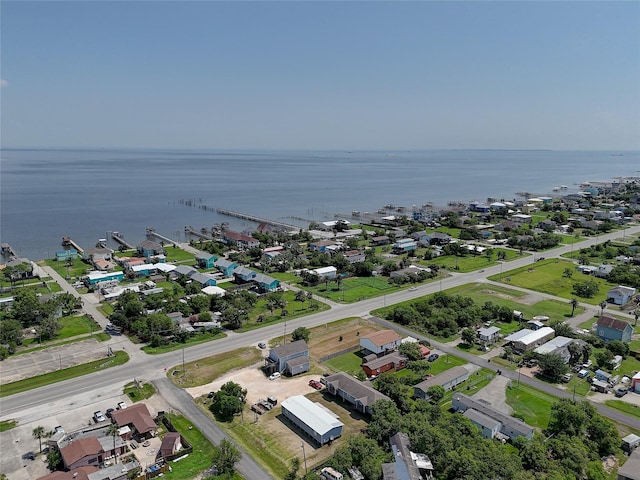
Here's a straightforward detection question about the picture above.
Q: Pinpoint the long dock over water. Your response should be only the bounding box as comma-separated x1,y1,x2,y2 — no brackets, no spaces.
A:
215,208,301,230
1,243,17,258
145,228,178,246
61,237,84,254
110,231,134,249
185,226,212,240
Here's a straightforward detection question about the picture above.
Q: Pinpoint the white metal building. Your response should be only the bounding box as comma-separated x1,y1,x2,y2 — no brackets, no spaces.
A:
281,395,343,445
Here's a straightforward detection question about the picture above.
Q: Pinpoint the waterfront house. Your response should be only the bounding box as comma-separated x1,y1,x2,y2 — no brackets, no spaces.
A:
361,352,407,377
360,330,402,356
214,258,238,277
265,340,309,376
136,240,165,258
319,220,351,231
195,252,218,269
253,273,280,292
324,372,390,415
607,286,636,305
83,248,113,263
222,230,259,250
595,315,633,343
413,366,471,400
56,249,79,262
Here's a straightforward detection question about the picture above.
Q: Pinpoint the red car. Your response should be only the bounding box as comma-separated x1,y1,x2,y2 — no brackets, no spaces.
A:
308,379,322,390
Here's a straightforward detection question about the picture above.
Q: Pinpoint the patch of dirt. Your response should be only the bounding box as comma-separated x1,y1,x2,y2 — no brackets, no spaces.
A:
308,318,382,360
479,289,539,305
603,455,619,474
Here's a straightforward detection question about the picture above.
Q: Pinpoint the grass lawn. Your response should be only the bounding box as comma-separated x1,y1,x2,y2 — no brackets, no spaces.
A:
604,400,640,420
56,314,101,338
427,354,467,375
0,351,129,397
505,383,556,429
44,258,92,279
168,347,264,387
308,276,402,303
421,249,528,273
123,380,156,402
162,413,243,480
97,302,114,317
163,247,197,263
142,331,226,354
324,350,366,376
489,258,614,305
557,234,584,245
0,420,17,432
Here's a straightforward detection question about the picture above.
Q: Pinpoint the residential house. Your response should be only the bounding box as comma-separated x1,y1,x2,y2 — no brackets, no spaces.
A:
595,315,633,343
281,395,344,445
214,258,238,277
309,240,339,253
360,330,402,356
477,326,501,345
426,232,452,246
111,403,157,439
59,433,127,471
392,238,417,254
189,272,217,287
413,366,471,400
324,372,390,415
594,264,614,279
319,220,351,231
195,252,218,269
3,257,35,279
618,447,640,480
254,273,280,292
382,432,434,480
371,236,390,246
172,265,198,279
222,230,259,250
201,285,226,297
344,250,366,264
607,286,637,305
136,240,165,258
361,352,407,377
313,266,337,279
452,393,535,441
83,271,124,286
83,248,114,263
533,337,579,363
38,467,99,480
56,250,79,262
233,266,257,283
389,266,430,280
159,432,183,459
511,213,532,224
265,340,310,376
504,327,555,352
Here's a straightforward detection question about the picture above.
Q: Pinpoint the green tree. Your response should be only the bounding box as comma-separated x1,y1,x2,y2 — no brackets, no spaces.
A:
398,342,423,361
547,399,588,437
37,316,61,341
0,319,24,346
461,328,476,346
10,289,40,326
32,426,47,453
213,439,241,475
106,423,120,462
291,326,310,343
606,339,630,358
595,349,614,369
426,385,445,404
538,353,569,381
572,280,599,299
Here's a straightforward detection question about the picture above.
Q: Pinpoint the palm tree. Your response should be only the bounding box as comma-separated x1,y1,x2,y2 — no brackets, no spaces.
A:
32,426,46,453
599,300,607,316
106,423,119,463
570,299,579,317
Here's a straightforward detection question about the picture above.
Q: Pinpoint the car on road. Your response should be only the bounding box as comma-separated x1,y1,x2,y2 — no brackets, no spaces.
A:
427,353,439,362
93,411,106,423
258,342,266,349
269,372,281,381
408,286,418,291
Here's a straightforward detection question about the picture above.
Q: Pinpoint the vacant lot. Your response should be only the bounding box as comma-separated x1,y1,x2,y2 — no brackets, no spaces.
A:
307,317,384,361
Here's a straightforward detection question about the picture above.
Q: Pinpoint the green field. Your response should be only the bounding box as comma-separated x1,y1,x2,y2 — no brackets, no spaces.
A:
489,258,614,305
308,276,402,303
605,400,640,419
0,420,17,432
324,350,366,376
420,248,526,273
505,383,555,429
123,380,156,402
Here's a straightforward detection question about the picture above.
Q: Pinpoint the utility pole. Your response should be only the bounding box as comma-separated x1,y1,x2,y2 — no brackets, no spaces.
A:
182,347,186,377
301,442,308,474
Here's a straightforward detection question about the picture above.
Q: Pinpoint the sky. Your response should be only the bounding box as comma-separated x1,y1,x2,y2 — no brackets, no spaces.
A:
1,1,639,150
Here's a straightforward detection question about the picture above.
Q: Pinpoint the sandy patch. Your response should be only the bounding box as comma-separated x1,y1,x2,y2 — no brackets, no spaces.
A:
471,374,513,415
185,363,322,404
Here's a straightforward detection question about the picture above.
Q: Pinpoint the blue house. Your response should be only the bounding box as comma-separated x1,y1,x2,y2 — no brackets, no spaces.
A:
84,271,125,286
190,272,217,287
195,252,218,269
265,340,309,375
56,249,79,261
392,238,417,254
233,266,256,283
136,240,165,258
596,315,633,343
214,258,238,277
254,273,280,292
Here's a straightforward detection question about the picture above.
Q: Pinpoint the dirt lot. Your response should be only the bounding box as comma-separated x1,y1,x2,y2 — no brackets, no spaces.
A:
307,317,383,360
479,288,540,305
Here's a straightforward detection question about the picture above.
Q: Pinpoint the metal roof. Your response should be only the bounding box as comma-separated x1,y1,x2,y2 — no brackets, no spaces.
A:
281,395,343,436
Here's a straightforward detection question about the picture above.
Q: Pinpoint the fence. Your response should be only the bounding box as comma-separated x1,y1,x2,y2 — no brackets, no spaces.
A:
319,345,360,363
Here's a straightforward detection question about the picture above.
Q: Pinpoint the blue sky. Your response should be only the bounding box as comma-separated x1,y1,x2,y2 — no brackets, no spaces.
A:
1,1,638,150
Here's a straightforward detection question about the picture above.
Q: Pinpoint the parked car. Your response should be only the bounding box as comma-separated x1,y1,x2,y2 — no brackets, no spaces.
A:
258,342,266,349
269,372,281,381
117,402,127,410
615,386,628,397
427,353,439,362
106,408,115,418
93,411,106,423
561,373,573,383
577,369,590,379
308,379,322,390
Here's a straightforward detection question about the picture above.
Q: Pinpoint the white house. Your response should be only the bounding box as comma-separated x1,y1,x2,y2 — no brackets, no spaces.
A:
360,330,402,355
313,266,338,279
607,285,636,305
477,326,501,345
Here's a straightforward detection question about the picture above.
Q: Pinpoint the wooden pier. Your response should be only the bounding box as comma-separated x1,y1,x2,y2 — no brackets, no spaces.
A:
110,231,134,249
61,237,84,254
1,243,17,257
185,226,212,240
145,228,178,246
215,208,301,230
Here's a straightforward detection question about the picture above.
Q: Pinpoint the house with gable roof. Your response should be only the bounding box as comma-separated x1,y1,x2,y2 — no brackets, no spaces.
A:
195,252,218,269
324,372,390,415
595,315,633,343
111,403,157,439
214,258,238,277
265,340,310,376
607,286,636,305
136,240,165,258
360,330,402,356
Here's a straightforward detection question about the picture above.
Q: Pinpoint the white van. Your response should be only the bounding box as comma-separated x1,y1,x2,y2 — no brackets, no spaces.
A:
269,372,281,381
321,467,344,480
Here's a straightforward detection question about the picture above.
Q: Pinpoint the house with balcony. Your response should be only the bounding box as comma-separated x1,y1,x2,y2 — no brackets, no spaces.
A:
265,340,309,376
222,230,259,250
233,266,257,283
254,273,280,292
392,238,417,254
136,240,165,258
214,258,238,277
195,252,218,269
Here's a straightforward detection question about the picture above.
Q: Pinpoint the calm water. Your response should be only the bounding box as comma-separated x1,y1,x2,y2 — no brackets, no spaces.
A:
1,148,638,260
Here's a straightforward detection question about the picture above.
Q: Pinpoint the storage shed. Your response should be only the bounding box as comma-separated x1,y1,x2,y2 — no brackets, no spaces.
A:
281,395,343,445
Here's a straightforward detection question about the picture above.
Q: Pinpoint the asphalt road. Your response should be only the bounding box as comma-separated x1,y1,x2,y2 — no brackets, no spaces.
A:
2,225,640,475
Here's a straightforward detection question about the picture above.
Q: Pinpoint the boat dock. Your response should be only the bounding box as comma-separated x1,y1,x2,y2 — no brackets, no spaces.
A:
185,226,212,240
215,208,301,230
110,231,134,249
146,228,178,246
61,237,84,254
